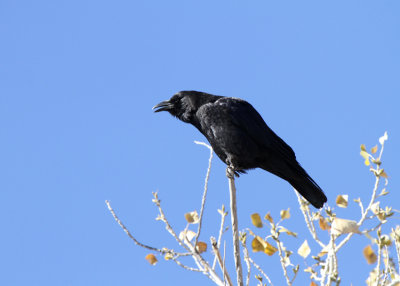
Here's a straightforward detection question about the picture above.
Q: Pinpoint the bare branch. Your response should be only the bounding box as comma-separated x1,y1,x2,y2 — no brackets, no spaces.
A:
213,205,228,270
211,237,233,286
227,168,244,286
248,256,273,285
194,141,214,245
336,173,381,252
240,236,251,286
295,191,325,248
276,240,291,285
106,200,187,256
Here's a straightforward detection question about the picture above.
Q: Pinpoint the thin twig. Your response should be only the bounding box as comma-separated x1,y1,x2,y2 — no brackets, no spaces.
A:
375,243,382,286
173,258,203,272
336,173,381,252
381,246,390,286
153,192,226,286
295,191,325,248
227,168,244,286
336,138,387,252
248,257,274,285
276,240,291,285
213,205,228,270
223,241,227,285
326,233,338,286
241,237,251,286
181,229,226,285
152,192,192,252
194,141,214,246
394,229,400,274
106,200,187,256
211,237,233,286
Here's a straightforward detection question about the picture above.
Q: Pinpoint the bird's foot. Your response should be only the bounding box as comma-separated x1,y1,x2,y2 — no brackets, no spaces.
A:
226,165,239,179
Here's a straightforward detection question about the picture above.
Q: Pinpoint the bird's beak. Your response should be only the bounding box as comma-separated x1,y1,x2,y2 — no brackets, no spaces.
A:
153,100,173,113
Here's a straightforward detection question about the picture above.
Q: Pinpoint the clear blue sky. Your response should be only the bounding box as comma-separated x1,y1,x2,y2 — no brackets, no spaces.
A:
1,0,399,285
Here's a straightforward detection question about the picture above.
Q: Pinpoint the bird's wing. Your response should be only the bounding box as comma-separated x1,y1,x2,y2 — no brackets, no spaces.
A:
216,97,296,160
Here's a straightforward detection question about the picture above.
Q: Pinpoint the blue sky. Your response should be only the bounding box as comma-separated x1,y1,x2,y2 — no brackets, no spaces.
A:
1,0,399,285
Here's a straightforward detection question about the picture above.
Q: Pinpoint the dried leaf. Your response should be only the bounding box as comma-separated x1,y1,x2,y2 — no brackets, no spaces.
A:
145,254,158,265
371,145,378,154
251,213,263,228
380,235,392,247
360,144,367,151
279,226,298,237
280,208,291,220
310,281,318,286
164,253,173,260
264,212,274,223
380,170,388,179
363,245,377,264
331,218,361,235
379,131,388,145
317,244,330,258
251,236,277,255
336,194,348,208
319,216,330,231
264,241,278,256
179,230,196,242
251,236,265,252
196,242,207,253
360,150,371,166
298,240,311,258
184,211,199,224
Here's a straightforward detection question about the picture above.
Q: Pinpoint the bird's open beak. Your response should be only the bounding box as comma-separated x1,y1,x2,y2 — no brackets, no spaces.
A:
153,100,173,113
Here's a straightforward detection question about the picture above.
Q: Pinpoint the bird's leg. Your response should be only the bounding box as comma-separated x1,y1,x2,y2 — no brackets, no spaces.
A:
226,165,236,179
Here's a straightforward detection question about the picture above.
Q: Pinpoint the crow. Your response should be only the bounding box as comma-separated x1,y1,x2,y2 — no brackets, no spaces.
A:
153,90,327,208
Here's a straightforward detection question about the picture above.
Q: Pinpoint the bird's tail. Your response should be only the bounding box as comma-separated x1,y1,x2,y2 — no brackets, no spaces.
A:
287,168,327,209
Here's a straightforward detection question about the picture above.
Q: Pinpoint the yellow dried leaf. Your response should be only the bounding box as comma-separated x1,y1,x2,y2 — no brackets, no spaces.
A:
360,150,370,166
318,245,330,257
251,213,263,228
310,281,318,286
336,194,348,208
184,211,199,224
279,226,298,237
251,236,265,252
145,254,158,265
331,218,361,235
298,240,311,258
280,208,291,220
264,241,278,256
318,216,330,231
318,249,328,257
264,212,274,223
164,253,173,260
251,236,277,256
371,145,378,154
379,131,388,145
380,170,388,179
363,245,377,264
196,242,207,253
360,144,367,151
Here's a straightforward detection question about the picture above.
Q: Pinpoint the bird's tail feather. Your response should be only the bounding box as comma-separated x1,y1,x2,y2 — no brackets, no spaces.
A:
288,170,327,209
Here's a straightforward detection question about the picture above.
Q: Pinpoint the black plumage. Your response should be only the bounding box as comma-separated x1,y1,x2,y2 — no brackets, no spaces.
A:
153,90,327,208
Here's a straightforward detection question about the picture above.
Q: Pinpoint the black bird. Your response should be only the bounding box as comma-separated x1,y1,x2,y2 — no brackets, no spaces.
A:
153,91,327,208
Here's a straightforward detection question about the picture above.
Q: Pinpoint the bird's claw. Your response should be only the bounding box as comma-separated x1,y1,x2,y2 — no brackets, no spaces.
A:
226,165,237,179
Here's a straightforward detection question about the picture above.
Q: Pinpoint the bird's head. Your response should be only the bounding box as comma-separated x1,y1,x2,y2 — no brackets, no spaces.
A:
153,91,219,123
